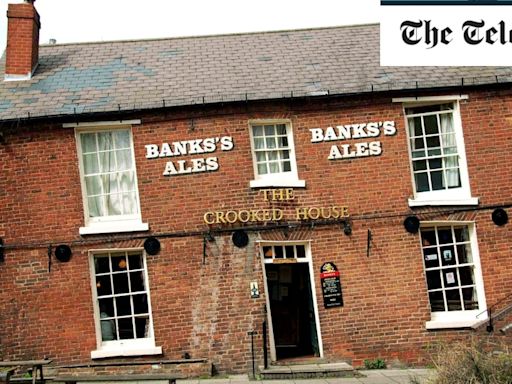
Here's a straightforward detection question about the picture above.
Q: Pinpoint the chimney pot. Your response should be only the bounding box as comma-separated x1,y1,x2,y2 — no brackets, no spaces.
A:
5,1,40,81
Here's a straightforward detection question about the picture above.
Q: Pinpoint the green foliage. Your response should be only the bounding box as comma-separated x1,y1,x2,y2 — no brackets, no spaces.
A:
363,358,387,369
428,340,512,384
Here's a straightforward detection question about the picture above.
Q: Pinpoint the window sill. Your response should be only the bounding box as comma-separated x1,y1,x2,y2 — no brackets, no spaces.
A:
426,319,483,330
91,345,162,359
250,179,306,189
408,197,479,207
79,221,149,235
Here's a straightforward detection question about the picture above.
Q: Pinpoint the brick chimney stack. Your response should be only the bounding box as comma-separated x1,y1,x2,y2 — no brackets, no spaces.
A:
5,0,40,81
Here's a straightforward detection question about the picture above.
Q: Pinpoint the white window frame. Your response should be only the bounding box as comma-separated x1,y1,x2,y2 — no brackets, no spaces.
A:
419,221,487,329
74,122,148,235
88,248,161,359
248,119,305,188
396,96,478,207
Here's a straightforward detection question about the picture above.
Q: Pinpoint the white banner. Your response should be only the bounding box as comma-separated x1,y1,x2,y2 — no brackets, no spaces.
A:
380,6,512,66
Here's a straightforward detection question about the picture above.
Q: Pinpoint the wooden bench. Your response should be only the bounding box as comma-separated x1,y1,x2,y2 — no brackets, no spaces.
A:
0,367,17,384
52,374,181,384
0,361,52,384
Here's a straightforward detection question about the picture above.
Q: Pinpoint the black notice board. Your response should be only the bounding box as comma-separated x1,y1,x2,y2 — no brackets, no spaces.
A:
320,262,343,308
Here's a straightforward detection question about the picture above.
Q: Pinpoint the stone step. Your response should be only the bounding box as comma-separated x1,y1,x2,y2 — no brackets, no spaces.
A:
259,362,355,380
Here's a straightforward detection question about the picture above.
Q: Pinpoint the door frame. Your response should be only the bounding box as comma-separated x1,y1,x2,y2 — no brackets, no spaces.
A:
259,240,324,361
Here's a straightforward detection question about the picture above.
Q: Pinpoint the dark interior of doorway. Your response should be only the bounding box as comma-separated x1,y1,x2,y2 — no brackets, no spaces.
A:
266,263,319,360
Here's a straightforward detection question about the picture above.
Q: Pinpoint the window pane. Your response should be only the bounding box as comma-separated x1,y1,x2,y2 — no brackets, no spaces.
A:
440,246,456,266
88,196,104,217
421,230,437,246
446,169,461,188
429,291,445,312
426,270,442,290
98,132,114,151
119,172,135,192
99,298,115,317
133,294,149,314
281,150,290,160
462,288,478,310
446,289,462,311
100,319,116,341
122,193,137,215
412,149,426,159
454,227,470,243
424,249,439,268
254,138,265,150
266,138,277,149
115,295,132,316
99,151,116,173
274,246,283,259
263,246,273,259
296,246,306,258
83,154,99,175
113,130,130,149
277,136,288,148
426,136,440,148
424,115,439,135
118,318,134,339
438,228,453,244
268,151,278,161
113,273,129,294
285,246,294,259
112,254,127,272
256,151,266,161
457,244,473,264
95,256,110,274
412,138,424,150
276,124,287,135
408,117,422,137
443,269,458,287
81,133,97,153
117,149,133,171
269,162,279,173
257,163,267,175
135,317,149,338
264,125,275,136
431,171,444,190
96,275,112,296
413,160,427,171
459,266,475,286
106,193,122,216
415,173,429,192
252,125,263,137
130,271,145,292
428,159,442,170
85,176,103,196
282,161,291,172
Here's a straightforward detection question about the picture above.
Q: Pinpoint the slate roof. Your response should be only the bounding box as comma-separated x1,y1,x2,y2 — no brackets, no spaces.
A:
1,23,512,121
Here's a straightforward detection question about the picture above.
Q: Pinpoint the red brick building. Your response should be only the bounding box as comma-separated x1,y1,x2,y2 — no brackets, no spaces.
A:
0,1,511,377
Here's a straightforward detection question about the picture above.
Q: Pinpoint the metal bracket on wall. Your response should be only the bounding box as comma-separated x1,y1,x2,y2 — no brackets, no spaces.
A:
367,229,372,258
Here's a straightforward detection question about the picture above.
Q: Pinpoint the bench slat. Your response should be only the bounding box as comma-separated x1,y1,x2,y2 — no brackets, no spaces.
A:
52,375,180,384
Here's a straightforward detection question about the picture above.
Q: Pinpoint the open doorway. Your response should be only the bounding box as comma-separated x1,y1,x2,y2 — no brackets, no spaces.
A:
262,244,321,361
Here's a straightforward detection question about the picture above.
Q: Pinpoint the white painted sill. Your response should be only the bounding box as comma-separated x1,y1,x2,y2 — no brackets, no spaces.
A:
250,179,306,189
408,197,479,207
79,221,149,235
426,319,484,330
91,346,162,359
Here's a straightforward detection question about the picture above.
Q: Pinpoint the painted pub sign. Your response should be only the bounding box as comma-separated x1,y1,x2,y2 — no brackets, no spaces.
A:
320,262,343,308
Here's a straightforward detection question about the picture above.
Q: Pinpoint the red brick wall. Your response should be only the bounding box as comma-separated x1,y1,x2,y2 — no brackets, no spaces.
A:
0,89,511,374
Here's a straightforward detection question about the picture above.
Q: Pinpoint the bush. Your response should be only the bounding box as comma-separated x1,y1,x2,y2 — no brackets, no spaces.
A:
428,340,512,384
363,358,386,369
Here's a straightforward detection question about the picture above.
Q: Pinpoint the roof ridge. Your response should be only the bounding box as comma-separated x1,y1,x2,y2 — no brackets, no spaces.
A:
39,23,380,48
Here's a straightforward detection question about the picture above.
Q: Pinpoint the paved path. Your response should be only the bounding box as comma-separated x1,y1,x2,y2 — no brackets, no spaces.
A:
178,368,434,384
